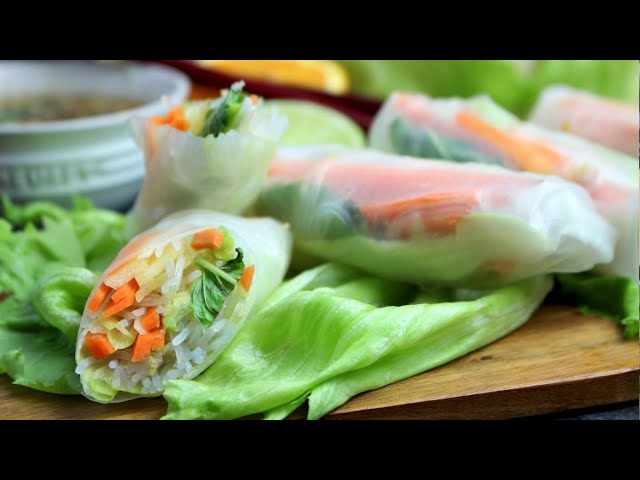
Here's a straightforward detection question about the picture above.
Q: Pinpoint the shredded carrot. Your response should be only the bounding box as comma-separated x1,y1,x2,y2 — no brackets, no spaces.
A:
102,279,138,318
250,94,259,105
239,265,255,292
359,193,478,235
85,333,115,360
140,307,161,331
150,106,190,132
456,111,561,175
166,106,182,122
87,283,111,313
191,228,225,250
131,328,166,362
172,117,190,131
102,297,134,318
111,279,139,303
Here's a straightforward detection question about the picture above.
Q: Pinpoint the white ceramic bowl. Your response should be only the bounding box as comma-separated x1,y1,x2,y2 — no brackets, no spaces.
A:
0,61,190,210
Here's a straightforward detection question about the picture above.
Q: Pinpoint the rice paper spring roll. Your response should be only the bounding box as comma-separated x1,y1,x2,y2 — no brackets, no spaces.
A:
75,210,291,403
369,92,638,280
529,85,639,157
257,146,616,288
126,81,287,234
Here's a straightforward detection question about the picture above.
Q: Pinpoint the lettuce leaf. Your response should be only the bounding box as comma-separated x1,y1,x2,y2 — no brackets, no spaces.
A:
0,197,128,394
163,263,552,419
338,60,639,117
555,272,639,339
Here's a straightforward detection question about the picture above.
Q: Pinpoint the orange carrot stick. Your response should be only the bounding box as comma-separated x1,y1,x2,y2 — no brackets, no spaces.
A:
457,111,561,175
149,106,190,132
191,228,225,250
171,117,190,131
111,279,139,303
131,329,166,362
87,283,111,313
359,193,478,235
240,265,255,292
140,307,161,331
85,333,115,359
102,281,138,318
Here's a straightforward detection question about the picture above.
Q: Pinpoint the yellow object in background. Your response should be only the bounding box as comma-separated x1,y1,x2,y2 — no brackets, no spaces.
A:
195,60,350,95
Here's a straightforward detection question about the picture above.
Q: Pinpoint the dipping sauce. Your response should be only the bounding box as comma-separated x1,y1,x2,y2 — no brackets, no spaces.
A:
0,95,143,123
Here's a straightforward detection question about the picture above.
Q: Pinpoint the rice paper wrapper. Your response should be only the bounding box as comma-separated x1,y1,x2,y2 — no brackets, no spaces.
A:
126,103,287,234
75,210,291,403
529,85,639,157
369,92,638,280
258,146,616,288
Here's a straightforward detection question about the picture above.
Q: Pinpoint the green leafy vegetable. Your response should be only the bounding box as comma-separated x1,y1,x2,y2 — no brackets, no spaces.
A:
338,60,639,117
389,117,503,165
0,196,128,394
198,82,247,138
164,263,552,420
555,271,639,339
258,183,369,241
191,248,245,327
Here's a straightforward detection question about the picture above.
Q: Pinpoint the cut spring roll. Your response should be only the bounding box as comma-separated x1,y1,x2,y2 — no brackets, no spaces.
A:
530,85,639,157
75,210,291,403
258,146,615,288
369,92,638,280
126,81,287,234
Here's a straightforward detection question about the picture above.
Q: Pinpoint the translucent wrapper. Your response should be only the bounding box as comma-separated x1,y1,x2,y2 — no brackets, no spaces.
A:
75,210,291,403
258,146,615,288
530,85,639,157
126,95,287,234
369,92,638,280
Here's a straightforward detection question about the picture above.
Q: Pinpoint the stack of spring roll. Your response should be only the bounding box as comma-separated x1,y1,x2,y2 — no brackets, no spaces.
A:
367,90,638,281
75,83,294,402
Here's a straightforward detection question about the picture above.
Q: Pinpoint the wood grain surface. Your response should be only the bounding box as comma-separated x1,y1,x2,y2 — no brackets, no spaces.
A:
1,305,637,420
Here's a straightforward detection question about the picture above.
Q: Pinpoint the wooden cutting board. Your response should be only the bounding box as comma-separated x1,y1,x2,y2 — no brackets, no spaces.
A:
0,304,637,420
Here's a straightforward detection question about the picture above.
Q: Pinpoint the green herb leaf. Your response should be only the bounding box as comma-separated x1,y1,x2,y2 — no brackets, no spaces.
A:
258,183,369,240
198,83,248,138
190,275,215,327
191,248,246,327
221,248,244,277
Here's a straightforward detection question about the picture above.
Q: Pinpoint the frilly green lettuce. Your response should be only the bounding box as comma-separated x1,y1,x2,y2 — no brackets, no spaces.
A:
0,197,128,394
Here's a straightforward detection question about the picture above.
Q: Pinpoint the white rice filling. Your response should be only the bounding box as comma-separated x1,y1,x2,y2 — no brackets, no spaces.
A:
103,314,237,395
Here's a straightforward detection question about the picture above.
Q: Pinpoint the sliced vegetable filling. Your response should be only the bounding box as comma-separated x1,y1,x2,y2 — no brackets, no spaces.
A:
79,227,255,400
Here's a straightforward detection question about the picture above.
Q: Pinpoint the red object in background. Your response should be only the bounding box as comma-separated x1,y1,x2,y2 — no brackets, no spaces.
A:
145,60,382,131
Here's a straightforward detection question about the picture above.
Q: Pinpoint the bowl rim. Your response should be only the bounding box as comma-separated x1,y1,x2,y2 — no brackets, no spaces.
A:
0,61,191,134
